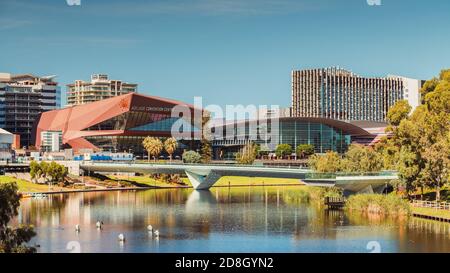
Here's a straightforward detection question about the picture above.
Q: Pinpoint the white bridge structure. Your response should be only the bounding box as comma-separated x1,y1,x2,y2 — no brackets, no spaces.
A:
79,162,398,195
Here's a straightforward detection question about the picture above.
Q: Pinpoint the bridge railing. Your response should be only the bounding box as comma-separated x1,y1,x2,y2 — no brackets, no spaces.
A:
304,171,398,180
411,200,450,211
81,161,398,179
83,161,311,170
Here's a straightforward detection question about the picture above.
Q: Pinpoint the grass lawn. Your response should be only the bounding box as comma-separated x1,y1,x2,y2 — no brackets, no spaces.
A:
214,176,303,187
412,206,450,220
107,175,187,188
0,176,64,193
108,175,303,188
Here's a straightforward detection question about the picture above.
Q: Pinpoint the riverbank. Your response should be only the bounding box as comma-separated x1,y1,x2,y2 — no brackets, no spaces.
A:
108,175,303,188
0,176,69,193
345,194,411,216
0,174,306,195
344,193,450,223
411,207,450,222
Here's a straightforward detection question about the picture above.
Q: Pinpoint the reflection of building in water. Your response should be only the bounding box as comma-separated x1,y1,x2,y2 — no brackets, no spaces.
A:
16,188,450,253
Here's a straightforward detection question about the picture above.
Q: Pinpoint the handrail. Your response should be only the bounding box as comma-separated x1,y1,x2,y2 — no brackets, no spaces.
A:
411,200,450,211
83,161,309,169
80,161,398,177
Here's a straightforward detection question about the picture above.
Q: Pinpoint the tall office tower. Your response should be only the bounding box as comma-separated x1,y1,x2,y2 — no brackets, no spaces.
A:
0,73,61,148
291,67,422,122
66,74,138,106
389,75,424,111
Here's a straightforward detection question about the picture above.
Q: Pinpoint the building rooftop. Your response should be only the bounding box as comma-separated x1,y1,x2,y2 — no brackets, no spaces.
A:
0,128,13,135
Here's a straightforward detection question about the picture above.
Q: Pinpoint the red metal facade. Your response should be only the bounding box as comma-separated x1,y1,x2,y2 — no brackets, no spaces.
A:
34,93,201,152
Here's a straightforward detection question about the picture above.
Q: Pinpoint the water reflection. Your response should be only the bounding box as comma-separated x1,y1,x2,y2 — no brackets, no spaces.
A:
185,190,217,215
16,187,450,253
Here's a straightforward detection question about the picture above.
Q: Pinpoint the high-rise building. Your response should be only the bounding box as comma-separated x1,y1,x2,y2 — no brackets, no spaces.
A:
291,67,423,122
40,130,63,152
258,107,291,119
0,73,61,148
66,74,138,106
389,75,424,111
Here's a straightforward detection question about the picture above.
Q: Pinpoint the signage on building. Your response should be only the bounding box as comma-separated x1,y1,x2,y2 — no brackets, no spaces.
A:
131,106,172,112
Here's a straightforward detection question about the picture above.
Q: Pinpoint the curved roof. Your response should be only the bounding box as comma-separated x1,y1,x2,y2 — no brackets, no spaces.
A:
212,117,372,136
278,117,372,136
33,93,202,151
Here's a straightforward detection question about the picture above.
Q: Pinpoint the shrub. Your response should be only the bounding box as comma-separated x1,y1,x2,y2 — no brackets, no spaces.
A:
236,142,257,164
182,151,202,163
345,194,410,216
296,144,315,159
275,144,293,158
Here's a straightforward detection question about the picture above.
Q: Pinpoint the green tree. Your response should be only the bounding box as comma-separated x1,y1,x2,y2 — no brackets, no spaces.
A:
200,114,212,163
381,68,450,200
164,137,178,162
275,144,293,159
374,136,399,170
296,144,315,159
341,144,383,173
29,161,42,183
386,100,411,126
308,151,342,173
236,142,258,165
47,162,67,184
421,135,450,201
142,137,163,162
420,77,439,103
182,151,202,164
254,144,261,159
200,138,212,163
39,161,49,183
0,182,36,253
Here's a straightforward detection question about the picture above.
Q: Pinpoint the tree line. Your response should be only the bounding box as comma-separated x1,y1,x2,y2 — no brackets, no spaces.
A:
30,161,68,185
309,69,450,200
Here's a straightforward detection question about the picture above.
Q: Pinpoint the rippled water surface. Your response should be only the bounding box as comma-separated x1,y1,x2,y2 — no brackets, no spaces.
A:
16,186,450,253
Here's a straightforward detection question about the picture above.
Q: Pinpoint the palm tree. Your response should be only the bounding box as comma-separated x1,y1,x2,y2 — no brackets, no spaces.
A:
142,137,163,162
164,137,178,162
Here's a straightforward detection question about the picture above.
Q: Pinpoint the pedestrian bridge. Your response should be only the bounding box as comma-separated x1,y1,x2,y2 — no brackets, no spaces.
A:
79,162,398,194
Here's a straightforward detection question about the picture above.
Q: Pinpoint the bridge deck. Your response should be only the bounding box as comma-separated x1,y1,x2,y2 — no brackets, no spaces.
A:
79,162,398,193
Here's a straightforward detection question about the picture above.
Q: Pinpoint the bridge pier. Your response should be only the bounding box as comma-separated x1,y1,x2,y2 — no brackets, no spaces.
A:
185,170,222,190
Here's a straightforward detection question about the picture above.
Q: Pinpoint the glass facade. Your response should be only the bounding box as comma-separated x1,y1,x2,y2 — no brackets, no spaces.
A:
85,135,197,156
131,117,199,132
82,111,201,154
212,118,352,156
278,120,350,154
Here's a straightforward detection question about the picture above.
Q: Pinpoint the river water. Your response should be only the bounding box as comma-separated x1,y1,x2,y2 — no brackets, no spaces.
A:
16,186,450,253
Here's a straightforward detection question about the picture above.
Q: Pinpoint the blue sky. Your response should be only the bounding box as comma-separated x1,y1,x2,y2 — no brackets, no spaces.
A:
0,0,449,108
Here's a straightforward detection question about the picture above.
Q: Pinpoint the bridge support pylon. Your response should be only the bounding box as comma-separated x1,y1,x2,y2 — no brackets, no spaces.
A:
185,170,222,190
